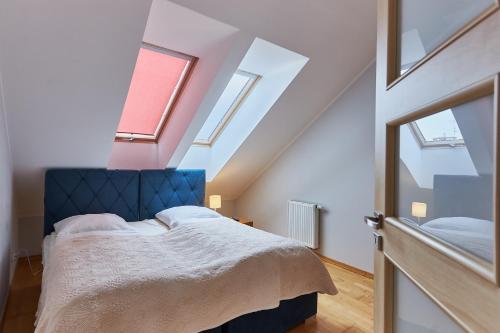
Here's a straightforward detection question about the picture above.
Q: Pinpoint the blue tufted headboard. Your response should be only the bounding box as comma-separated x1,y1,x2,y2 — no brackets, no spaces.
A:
433,174,493,221
44,168,206,236
44,169,140,236
140,169,205,220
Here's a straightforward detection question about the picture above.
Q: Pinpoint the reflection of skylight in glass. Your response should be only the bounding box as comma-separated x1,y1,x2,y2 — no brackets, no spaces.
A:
410,109,464,147
194,70,259,145
116,43,196,142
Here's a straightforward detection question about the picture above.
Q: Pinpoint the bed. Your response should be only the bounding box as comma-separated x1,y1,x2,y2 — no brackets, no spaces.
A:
420,216,493,262
417,174,494,262
37,168,336,333
401,174,494,262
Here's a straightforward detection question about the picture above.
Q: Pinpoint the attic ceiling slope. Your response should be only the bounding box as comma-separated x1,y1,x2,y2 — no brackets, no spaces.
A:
0,0,153,216
109,0,247,171
171,0,376,199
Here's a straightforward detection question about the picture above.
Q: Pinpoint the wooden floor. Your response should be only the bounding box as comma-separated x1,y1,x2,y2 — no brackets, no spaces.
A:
1,256,373,333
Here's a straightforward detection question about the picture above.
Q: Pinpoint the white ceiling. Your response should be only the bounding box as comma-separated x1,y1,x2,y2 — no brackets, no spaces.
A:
171,0,377,199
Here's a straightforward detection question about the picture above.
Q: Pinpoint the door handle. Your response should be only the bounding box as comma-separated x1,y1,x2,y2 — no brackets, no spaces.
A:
364,211,384,230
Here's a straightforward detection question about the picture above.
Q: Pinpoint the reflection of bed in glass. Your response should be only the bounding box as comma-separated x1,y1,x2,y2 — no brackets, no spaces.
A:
420,216,492,263
421,174,493,262
397,95,494,263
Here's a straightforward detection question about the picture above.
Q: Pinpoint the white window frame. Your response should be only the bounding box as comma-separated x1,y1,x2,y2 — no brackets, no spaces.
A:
408,121,465,148
193,70,261,146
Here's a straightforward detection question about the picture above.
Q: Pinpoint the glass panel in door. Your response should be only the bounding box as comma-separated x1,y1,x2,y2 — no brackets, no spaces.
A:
394,268,465,333
396,94,494,263
397,0,496,75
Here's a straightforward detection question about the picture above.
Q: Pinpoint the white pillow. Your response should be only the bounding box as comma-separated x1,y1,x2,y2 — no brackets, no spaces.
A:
54,213,133,235
155,205,222,228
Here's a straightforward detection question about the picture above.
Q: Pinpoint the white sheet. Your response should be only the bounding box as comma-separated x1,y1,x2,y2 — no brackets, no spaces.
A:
36,218,336,333
127,219,170,235
421,217,493,262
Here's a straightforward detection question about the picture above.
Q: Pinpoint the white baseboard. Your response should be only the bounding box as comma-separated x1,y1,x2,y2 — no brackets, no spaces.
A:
9,255,17,283
1,254,17,325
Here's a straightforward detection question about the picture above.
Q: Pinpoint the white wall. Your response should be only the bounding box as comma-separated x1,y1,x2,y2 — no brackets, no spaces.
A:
219,200,235,217
108,142,159,170
0,0,153,254
235,65,376,273
170,0,376,201
0,70,14,315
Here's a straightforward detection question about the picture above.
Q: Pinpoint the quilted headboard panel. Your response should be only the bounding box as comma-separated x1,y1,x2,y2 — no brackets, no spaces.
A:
44,169,140,235
434,174,493,220
140,169,206,220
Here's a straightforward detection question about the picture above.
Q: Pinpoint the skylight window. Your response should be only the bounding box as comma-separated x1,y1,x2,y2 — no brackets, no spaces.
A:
116,43,196,142
409,109,465,148
193,70,260,146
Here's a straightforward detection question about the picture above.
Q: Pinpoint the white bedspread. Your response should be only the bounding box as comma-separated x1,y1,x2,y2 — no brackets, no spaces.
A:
36,219,336,333
421,217,493,262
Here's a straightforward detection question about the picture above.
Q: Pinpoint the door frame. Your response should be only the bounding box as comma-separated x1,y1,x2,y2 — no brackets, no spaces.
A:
386,77,498,283
375,0,500,332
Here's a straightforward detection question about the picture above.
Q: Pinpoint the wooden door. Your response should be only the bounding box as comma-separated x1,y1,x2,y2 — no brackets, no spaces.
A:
373,0,500,332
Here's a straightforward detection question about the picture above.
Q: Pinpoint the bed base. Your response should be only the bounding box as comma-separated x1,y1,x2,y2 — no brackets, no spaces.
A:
202,293,317,333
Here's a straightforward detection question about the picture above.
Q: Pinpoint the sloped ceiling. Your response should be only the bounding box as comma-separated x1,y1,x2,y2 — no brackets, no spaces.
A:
0,0,153,216
0,0,377,218
108,0,243,171
169,0,377,199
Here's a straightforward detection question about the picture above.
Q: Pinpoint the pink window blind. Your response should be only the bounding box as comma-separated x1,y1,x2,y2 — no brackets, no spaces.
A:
117,47,189,137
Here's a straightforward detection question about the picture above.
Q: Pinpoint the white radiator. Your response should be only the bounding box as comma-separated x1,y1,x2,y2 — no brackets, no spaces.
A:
288,200,319,249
